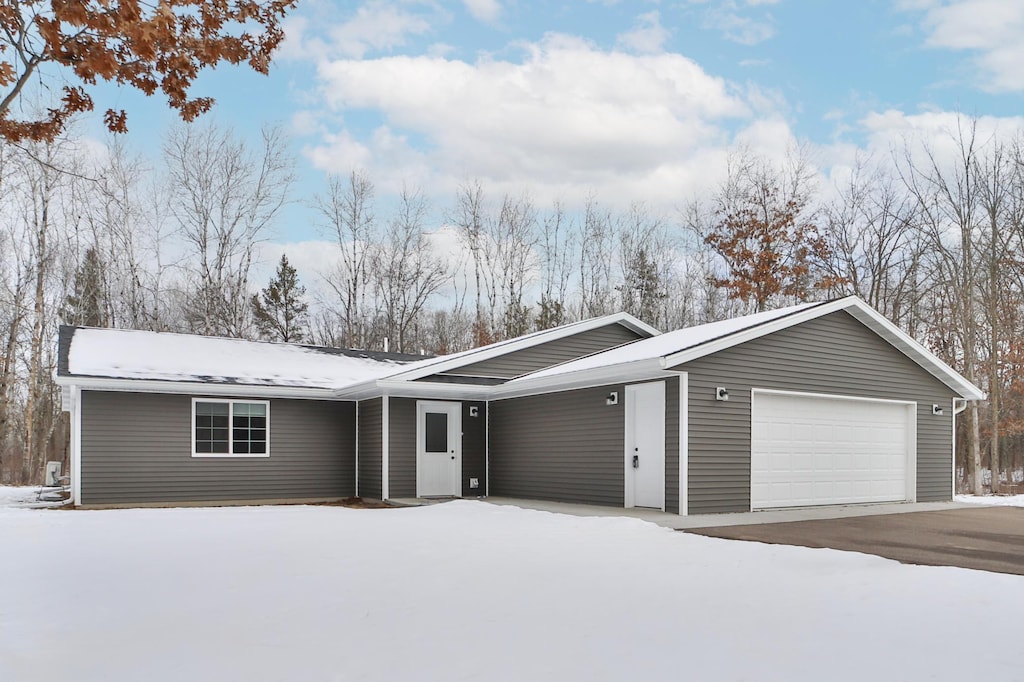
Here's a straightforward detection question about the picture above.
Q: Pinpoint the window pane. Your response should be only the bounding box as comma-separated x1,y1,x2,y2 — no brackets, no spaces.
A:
196,402,229,416
196,440,212,453
425,412,448,453
246,403,266,417
233,415,249,428
250,416,266,429
250,428,266,442
196,414,212,428
235,441,250,454
250,441,266,454
233,428,250,442
234,403,250,417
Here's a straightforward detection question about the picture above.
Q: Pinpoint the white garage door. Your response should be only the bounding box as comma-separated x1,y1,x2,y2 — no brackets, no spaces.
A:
751,391,914,510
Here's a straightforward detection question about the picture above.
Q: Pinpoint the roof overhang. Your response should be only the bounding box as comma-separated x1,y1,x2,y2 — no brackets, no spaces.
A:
54,374,341,401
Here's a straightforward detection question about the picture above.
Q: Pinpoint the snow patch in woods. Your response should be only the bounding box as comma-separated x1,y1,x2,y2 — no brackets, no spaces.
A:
1,500,1021,681
955,494,1024,507
67,327,406,389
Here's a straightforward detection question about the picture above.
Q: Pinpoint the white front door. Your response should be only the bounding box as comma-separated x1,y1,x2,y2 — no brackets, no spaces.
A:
417,401,462,497
625,381,666,510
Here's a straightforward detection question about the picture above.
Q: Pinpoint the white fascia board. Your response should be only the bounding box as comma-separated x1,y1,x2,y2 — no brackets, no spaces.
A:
661,296,986,401
384,313,660,383
53,375,340,401
491,358,672,400
373,379,492,401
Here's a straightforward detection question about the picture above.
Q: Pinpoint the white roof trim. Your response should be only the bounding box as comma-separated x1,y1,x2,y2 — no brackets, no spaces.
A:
490,359,672,400
53,374,341,400
349,312,659,385
660,296,985,401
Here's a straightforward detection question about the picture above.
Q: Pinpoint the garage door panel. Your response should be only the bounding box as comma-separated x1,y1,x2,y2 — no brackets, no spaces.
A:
751,391,912,510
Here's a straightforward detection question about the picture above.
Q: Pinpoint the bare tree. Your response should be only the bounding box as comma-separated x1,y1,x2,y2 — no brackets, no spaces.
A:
164,122,293,337
537,200,575,330
897,117,985,493
372,187,451,353
316,170,376,348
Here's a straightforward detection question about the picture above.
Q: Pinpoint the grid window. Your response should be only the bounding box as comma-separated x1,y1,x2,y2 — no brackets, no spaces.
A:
193,400,269,457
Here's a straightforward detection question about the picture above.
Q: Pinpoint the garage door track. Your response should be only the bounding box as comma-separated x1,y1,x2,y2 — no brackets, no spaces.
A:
687,506,1024,576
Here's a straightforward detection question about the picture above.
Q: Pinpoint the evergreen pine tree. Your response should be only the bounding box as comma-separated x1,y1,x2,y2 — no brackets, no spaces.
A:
62,247,107,327
252,255,309,342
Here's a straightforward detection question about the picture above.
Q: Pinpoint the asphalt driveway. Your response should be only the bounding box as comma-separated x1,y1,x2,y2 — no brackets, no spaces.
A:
687,506,1024,575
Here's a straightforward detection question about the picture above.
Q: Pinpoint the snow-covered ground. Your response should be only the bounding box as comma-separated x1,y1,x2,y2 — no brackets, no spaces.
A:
0,485,45,508
956,493,1024,507
1,500,1022,682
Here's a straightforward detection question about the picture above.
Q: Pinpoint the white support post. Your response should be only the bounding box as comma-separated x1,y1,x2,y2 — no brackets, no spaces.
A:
679,373,688,516
381,396,390,501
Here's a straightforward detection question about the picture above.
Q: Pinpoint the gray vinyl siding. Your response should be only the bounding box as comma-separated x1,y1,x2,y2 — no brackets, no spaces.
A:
357,398,382,499
438,323,642,379
490,380,679,508
665,376,680,514
462,402,487,496
388,398,488,498
80,391,355,505
490,384,626,506
674,310,956,514
388,398,416,498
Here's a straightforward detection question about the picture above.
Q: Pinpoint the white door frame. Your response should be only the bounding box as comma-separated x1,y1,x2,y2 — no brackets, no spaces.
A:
624,381,666,511
750,388,917,510
416,400,462,498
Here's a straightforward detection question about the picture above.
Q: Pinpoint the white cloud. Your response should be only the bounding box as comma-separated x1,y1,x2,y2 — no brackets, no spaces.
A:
908,0,1024,92
462,0,502,24
696,1,777,45
279,1,435,61
616,11,671,54
307,33,784,208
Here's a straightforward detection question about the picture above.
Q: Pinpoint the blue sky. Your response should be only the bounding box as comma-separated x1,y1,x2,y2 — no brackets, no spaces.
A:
82,0,1024,258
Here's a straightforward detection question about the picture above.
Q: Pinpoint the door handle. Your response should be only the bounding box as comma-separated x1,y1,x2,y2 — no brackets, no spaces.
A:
632,455,639,469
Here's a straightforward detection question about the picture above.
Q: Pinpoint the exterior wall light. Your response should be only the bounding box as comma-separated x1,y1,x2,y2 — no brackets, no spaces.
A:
606,392,619,406
716,387,729,401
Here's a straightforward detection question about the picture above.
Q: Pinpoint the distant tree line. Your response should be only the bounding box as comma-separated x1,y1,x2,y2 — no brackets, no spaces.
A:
1,116,1022,494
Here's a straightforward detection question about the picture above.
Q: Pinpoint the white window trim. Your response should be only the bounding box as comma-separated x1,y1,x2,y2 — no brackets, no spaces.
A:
191,397,271,458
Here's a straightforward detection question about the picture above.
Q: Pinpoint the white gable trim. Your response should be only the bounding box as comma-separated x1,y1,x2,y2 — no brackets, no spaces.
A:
378,313,659,383
54,375,339,400
661,297,984,401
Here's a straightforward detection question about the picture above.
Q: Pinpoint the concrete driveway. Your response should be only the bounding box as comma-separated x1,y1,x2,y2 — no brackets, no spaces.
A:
687,506,1024,576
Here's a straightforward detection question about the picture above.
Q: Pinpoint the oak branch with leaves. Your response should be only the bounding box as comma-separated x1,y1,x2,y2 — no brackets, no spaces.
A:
0,0,296,143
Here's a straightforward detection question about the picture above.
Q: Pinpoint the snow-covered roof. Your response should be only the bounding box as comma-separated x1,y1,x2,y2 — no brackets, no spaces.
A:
504,297,984,401
354,312,660,383
59,327,415,391
519,301,824,382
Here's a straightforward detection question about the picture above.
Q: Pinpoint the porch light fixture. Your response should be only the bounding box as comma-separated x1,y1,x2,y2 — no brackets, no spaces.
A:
606,392,619,406
932,404,944,416
469,406,479,417
716,387,729,401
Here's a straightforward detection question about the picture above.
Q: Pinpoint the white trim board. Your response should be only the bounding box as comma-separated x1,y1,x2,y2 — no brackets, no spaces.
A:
55,375,338,401
679,373,688,516
381,396,390,500
71,385,82,506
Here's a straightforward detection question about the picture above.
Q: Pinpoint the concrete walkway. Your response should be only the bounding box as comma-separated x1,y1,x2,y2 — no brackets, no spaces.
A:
480,496,973,529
